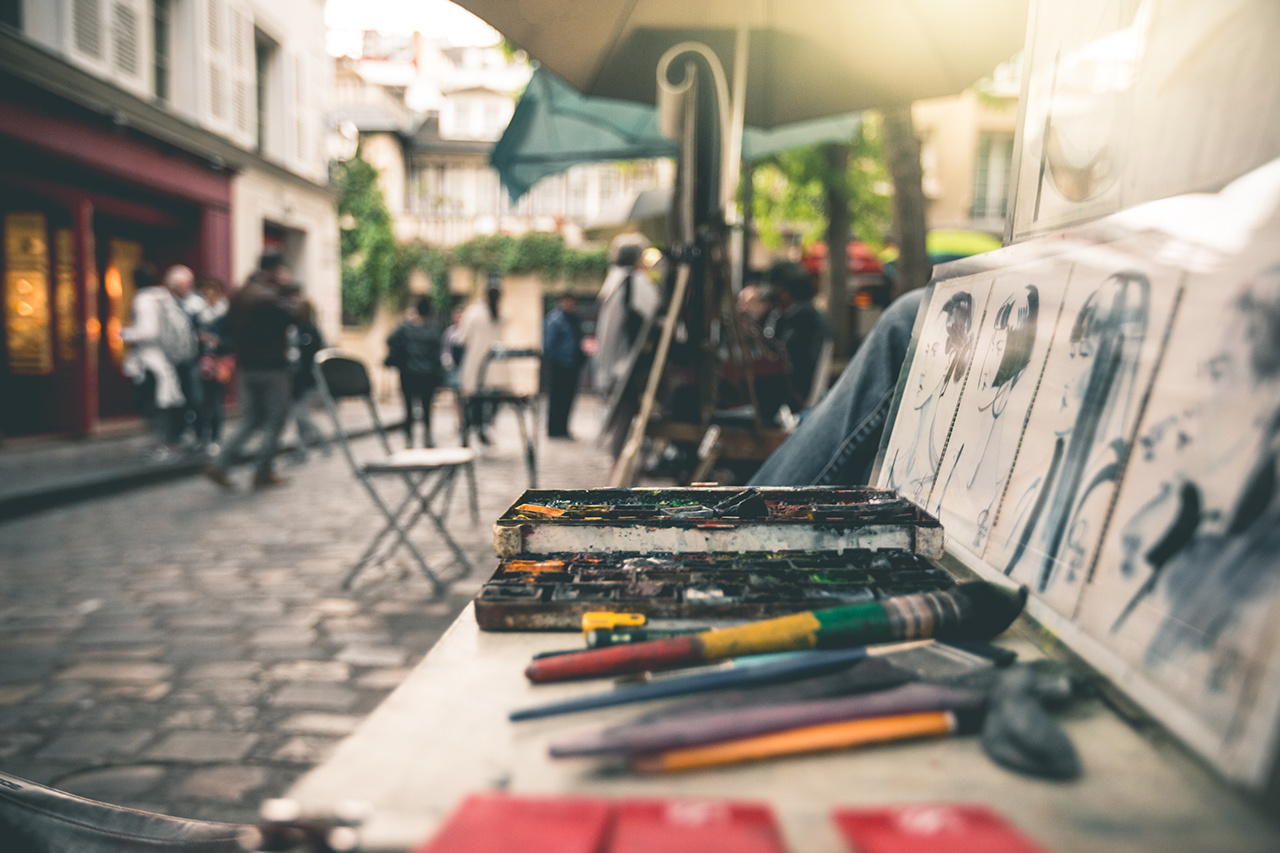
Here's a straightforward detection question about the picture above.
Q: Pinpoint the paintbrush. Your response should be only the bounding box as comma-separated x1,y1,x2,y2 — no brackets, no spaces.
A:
525,581,1027,684
550,681,987,757
510,646,884,721
631,706,988,773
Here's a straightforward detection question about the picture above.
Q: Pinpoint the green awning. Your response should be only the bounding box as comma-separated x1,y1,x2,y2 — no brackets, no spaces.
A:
492,65,861,202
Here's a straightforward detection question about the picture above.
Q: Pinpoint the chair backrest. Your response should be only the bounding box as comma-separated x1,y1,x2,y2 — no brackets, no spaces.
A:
313,348,395,458
476,345,542,396
315,350,372,399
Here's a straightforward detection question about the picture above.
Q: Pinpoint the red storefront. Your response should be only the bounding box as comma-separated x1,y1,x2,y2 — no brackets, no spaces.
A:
0,73,232,438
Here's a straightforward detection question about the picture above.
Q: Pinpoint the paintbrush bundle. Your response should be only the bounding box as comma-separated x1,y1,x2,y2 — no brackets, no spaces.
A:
492,487,943,558
476,549,955,631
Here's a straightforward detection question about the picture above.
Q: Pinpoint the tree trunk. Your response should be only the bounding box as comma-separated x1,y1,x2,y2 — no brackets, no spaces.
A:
823,142,852,361
882,106,929,301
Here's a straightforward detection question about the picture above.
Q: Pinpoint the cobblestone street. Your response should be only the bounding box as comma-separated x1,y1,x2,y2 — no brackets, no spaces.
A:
0,398,612,825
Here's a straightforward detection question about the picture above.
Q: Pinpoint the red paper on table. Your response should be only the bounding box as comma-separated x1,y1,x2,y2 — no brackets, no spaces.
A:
609,799,787,853
412,793,612,853
833,804,1050,853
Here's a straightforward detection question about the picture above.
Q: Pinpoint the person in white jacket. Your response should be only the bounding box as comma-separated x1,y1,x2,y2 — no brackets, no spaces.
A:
122,264,197,459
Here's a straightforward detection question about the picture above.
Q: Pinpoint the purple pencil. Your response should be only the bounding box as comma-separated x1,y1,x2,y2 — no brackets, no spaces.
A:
549,682,987,758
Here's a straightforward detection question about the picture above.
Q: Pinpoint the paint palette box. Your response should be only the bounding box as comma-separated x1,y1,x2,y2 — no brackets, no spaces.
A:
475,549,955,631
491,487,944,560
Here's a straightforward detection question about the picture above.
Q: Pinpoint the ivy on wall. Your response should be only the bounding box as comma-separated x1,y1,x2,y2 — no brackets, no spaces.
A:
338,154,612,324
335,152,398,325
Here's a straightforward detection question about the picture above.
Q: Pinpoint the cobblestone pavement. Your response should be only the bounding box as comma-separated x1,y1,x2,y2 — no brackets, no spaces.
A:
0,397,612,825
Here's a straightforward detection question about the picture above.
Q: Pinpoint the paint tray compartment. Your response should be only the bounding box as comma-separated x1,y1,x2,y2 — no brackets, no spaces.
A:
492,487,943,559
474,549,955,631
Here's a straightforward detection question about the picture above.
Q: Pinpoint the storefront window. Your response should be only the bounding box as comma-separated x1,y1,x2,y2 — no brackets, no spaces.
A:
55,228,78,364
104,239,142,367
4,212,53,375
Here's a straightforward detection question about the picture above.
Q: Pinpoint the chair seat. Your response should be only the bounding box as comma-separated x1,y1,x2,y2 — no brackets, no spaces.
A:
364,447,477,472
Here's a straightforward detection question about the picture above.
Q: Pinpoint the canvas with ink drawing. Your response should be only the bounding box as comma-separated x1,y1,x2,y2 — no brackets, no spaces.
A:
880,279,991,506
927,263,1065,555
984,245,1181,618
1080,218,1280,781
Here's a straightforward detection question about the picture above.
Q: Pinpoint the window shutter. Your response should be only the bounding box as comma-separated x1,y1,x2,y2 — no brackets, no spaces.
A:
205,0,228,124
72,0,104,60
230,6,254,141
292,52,306,163
111,1,141,79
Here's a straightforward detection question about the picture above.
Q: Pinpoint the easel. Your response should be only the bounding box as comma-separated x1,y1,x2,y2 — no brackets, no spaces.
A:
610,42,777,487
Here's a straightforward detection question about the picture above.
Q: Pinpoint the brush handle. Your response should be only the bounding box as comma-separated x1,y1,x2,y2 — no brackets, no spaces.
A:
525,634,703,683
631,711,960,773
525,606,887,683
549,683,985,757
523,583,1024,684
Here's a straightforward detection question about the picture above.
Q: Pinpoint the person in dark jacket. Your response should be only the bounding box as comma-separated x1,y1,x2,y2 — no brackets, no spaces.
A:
767,261,832,410
204,250,300,489
387,296,445,448
542,292,586,439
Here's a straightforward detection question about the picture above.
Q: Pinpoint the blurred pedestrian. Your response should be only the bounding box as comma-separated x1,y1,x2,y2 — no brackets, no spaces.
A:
594,236,661,458
204,250,301,490
287,294,327,462
543,291,586,439
166,265,206,449
195,275,234,456
122,262,199,460
594,237,660,398
386,295,445,448
458,277,504,446
768,260,832,410
441,303,466,429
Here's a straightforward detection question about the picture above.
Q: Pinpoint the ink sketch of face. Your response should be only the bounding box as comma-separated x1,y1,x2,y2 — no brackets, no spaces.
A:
1196,265,1280,517
915,292,974,400
976,285,1039,416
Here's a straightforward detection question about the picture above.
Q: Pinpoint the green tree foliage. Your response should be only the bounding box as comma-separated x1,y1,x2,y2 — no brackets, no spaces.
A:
394,241,451,312
335,152,398,323
750,114,893,253
451,232,608,282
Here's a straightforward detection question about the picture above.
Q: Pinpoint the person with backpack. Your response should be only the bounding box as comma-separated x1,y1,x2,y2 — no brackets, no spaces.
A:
593,236,661,457
386,296,445,448
122,263,199,460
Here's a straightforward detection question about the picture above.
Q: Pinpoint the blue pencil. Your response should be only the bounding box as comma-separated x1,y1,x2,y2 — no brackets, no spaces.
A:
509,647,870,721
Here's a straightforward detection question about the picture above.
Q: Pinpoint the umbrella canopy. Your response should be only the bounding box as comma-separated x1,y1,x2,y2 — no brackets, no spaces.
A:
583,187,674,243
493,65,862,201
453,0,1029,128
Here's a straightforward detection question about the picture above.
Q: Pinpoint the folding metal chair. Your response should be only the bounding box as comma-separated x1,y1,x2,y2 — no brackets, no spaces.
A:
313,349,479,596
463,345,542,486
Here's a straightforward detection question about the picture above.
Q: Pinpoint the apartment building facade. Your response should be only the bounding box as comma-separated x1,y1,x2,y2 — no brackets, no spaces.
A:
0,0,337,437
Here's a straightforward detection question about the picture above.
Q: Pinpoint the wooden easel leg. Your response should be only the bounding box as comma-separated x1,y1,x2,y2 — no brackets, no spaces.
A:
611,263,692,486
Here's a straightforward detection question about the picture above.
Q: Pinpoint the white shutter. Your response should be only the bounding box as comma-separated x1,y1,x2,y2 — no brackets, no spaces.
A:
204,0,229,125
291,52,306,164
72,0,104,59
110,0,149,92
229,6,255,144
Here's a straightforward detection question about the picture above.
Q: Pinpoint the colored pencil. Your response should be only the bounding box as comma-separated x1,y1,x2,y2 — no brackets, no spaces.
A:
631,708,986,773
548,682,987,757
525,581,1027,684
510,647,871,722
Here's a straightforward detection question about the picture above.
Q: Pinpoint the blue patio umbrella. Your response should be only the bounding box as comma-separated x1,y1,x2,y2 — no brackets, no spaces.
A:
491,65,861,202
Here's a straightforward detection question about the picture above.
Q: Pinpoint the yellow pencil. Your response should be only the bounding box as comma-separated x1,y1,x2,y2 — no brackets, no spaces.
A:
631,710,968,773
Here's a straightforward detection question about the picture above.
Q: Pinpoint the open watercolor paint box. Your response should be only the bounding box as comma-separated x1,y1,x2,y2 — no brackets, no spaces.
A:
491,487,944,559
478,487,951,631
